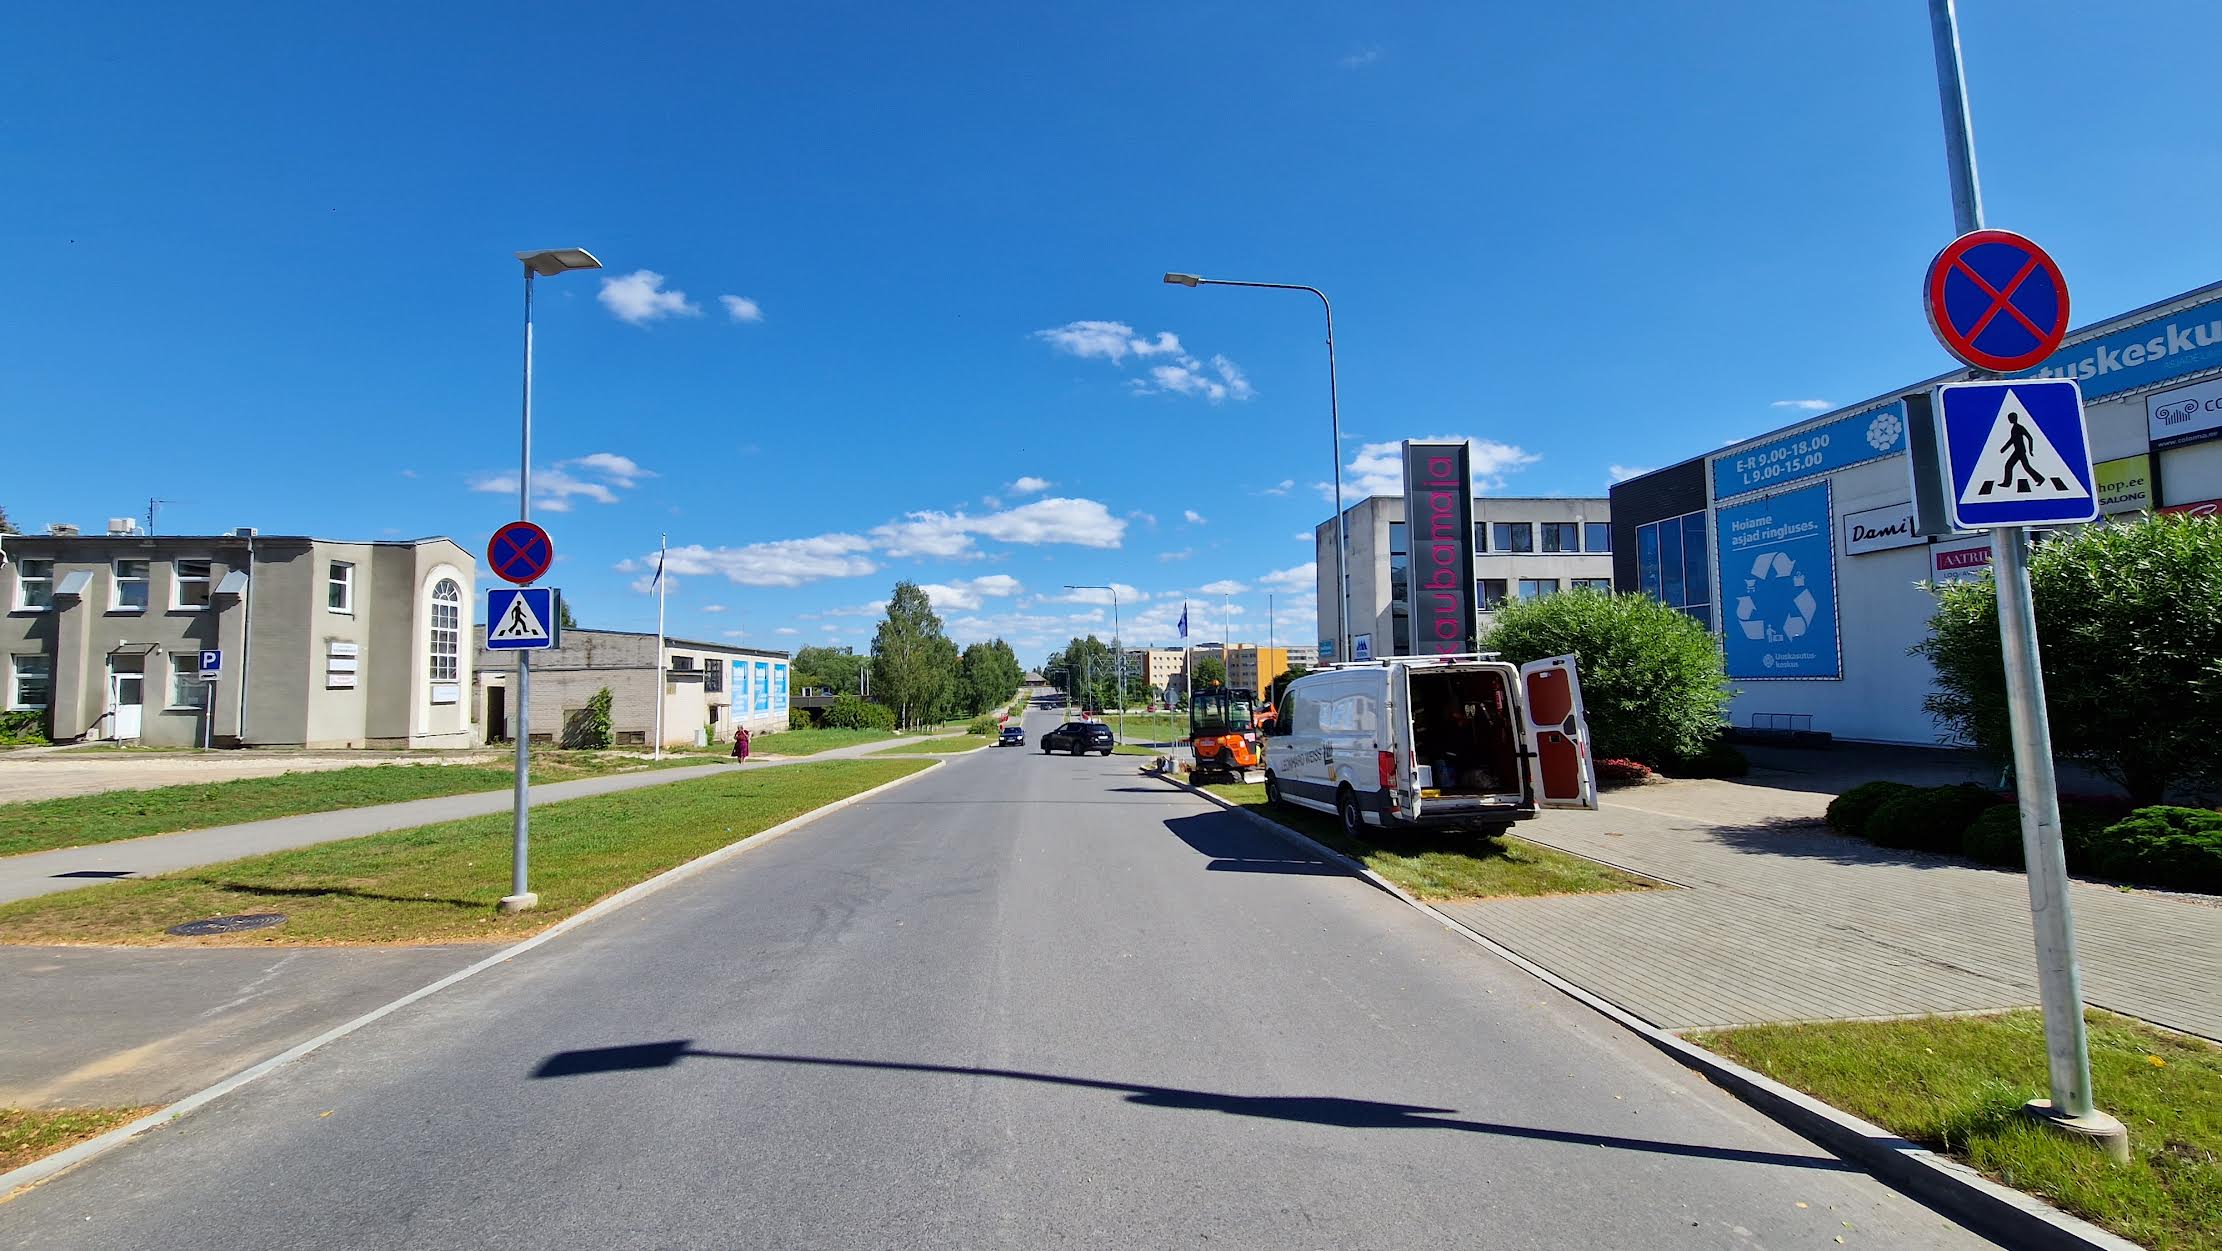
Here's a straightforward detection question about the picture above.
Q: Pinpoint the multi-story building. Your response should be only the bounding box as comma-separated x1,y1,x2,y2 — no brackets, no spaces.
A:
1282,643,1319,670
473,627,791,747
0,522,476,747
1224,646,1291,700
1313,496,1613,659
1125,647,1186,702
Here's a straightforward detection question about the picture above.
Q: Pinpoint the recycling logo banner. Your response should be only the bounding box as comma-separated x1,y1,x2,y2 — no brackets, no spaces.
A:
1716,481,1842,681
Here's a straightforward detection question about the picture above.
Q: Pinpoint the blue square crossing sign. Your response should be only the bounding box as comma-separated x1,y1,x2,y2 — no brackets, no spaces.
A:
486,587,560,650
1936,378,2098,530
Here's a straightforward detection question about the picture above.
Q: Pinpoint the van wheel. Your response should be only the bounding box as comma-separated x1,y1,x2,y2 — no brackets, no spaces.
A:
1263,773,1283,806
1337,786,1363,839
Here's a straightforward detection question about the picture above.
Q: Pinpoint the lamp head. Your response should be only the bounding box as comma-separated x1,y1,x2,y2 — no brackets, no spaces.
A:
1162,273,1202,287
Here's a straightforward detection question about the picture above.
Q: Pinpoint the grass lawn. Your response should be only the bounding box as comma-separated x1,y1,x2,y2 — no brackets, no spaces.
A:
874,734,988,755
1112,744,1164,757
2,1106,154,1173
0,758,929,947
752,728,902,756
1101,713,1188,743
0,752,706,859
1693,1010,2221,1251
1201,781,1657,902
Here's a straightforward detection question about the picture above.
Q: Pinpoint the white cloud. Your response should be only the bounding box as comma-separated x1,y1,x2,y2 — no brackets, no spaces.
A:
1134,352,1254,403
1039,320,1252,404
1771,398,1832,412
981,495,1002,510
1008,476,1051,496
1182,509,1206,525
1259,479,1294,496
719,295,764,323
775,627,800,636
1292,532,1312,543
1336,436,1541,499
399,469,419,479
1130,511,1158,528
1341,44,1383,68
472,451,654,512
1032,321,1184,364
918,575,1024,612
1198,579,1248,595
1608,464,1655,483
872,497,1125,559
1041,583,1146,607
1260,562,1317,592
1159,548,1193,562
561,452,654,488
722,630,748,639
700,604,728,613
640,534,879,589
598,270,701,324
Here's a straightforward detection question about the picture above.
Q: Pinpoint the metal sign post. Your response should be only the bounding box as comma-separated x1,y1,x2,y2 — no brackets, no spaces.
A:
1924,0,2125,1161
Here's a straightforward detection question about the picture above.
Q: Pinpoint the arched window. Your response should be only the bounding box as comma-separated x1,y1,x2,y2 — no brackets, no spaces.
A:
429,578,461,682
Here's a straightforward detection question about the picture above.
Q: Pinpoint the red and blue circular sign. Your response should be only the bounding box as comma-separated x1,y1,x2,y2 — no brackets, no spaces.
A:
486,520,553,586
1924,229,2071,373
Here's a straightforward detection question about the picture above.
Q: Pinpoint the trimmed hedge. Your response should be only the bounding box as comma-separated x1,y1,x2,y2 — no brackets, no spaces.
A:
825,694,897,731
1865,784,2002,853
965,714,999,736
1962,804,2026,867
1595,757,1656,785
1826,781,1918,836
2085,807,2222,892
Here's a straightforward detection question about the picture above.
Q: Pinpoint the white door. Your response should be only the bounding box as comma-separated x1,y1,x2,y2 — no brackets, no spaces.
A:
110,661,145,740
1517,655,1597,810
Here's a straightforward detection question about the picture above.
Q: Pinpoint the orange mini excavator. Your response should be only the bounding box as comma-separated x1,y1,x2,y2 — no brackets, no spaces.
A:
1187,684,1265,783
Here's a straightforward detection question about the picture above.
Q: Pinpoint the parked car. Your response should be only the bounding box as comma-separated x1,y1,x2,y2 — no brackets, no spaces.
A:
1263,653,1598,839
1040,721,1115,756
997,724,1026,747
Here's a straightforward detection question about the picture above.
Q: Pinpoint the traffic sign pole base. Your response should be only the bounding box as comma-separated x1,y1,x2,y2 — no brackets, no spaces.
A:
2022,1099,2130,1164
496,892,539,914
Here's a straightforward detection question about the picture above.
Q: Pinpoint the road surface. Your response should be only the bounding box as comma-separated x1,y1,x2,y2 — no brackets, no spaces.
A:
5,705,1994,1249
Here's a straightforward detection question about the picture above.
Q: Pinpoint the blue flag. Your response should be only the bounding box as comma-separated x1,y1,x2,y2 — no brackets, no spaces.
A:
1177,603,1188,639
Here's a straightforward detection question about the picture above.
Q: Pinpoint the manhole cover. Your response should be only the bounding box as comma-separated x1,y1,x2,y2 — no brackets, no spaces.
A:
165,912,288,937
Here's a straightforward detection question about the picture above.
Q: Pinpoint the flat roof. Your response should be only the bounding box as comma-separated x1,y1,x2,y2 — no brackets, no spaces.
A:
508,626,791,660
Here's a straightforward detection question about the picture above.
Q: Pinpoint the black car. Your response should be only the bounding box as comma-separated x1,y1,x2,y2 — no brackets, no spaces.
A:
996,724,1026,747
1040,721,1115,756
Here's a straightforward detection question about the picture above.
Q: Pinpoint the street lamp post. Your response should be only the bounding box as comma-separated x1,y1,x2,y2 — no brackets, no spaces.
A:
1164,272,1348,665
503,247,601,914
1065,584,1123,745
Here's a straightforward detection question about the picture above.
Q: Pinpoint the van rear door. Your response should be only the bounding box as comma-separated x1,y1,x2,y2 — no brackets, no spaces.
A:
1518,655,1598,811
1391,662,1421,820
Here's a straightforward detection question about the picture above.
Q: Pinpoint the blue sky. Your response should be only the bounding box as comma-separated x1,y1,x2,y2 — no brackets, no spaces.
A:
9,2,2222,664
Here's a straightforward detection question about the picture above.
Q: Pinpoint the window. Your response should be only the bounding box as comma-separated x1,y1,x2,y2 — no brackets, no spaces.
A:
1492,522,1534,553
669,655,696,672
428,578,460,682
1540,522,1580,553
328,562,354,613
1636,510,1713,629
1518,578,1558,600
705,658,724,692
15,559,52,610
111,560,150,611
1387,522,1407,555
1585,522,1612,553
170,653,208,709
1472,523,1488,553
1571,578,1615,592
1477,579,1508,610
9,654,50,708
173,558,211,609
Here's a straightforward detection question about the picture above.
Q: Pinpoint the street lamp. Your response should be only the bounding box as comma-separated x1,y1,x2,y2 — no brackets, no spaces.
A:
1064,584,1123,745
1163,272,1349,665
502,247,601,914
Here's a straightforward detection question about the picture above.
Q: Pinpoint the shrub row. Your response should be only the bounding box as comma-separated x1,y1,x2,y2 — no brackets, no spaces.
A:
824,694,897,731
965,714,1000,736
1826,781,2221,891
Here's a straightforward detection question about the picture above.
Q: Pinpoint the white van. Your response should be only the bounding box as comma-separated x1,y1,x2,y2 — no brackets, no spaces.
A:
1262,653,1597,839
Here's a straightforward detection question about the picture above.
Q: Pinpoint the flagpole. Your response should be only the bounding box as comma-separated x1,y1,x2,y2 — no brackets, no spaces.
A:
652,533,667,760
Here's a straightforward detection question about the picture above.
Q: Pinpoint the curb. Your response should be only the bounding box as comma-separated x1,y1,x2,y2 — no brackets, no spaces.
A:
1152,769,2144,1251
0,757,947,1203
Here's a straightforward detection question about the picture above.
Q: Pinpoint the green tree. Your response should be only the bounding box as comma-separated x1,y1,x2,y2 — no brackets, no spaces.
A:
1483,588,1731,766
0,504,16,535
1190,654,1227,689
1913,514,2222,805
792,645,865,696
870,582,957,729
959,639,1025,715
1267,664,1311,706
557,597,579,631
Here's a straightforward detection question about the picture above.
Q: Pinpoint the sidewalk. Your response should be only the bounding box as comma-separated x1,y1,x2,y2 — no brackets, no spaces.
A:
1438,771,2222,1041
0,737,925,905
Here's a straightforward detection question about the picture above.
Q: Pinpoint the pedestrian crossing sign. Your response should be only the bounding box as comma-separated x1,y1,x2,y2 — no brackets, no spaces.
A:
1935,378,2098,530
486,587,560,650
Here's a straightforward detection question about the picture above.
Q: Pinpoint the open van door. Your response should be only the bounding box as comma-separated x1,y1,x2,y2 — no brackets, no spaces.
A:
1518,655,1597,811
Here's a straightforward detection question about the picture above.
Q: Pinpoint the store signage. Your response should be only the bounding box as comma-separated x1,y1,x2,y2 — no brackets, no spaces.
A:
1402,440,1479,655
2093,454,2153,515
754,662,771,713
1717,481,1841,681
1841,501,1923,556
1713,402,1909,503
2161,497,2221,519
2019,296,2222,401
2146,374,2222,451
774,664,789,712
1931,539,1994,583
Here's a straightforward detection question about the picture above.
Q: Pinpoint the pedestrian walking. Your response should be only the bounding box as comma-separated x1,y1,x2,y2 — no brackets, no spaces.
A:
732,725,751,762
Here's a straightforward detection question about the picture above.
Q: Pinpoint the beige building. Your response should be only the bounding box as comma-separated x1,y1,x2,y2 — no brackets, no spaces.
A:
1,523,476,747
1124,647,1186,702
473,628,791,747
1224,646,1292,700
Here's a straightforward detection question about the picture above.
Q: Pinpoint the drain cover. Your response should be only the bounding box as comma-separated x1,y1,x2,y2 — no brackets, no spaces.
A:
165,912,288,937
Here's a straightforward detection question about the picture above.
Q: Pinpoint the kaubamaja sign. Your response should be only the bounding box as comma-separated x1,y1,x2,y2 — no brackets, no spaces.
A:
1402,440,1479,656
1841,501,1923,556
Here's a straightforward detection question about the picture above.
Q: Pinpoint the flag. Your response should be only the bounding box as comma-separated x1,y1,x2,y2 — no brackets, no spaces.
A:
1177,603,1188,639
650,537,666,590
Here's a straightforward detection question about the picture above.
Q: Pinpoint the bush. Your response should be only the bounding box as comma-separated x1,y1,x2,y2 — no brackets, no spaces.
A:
2085,806,2222,891
0,709,50,746
1483,589,1731,766
1826,781,1917,836
965,714,999,736
1666,737,1749,778
560,687,614,750
825,694,897,731
788,708,817,731
1961,804,2025,867
1594,757,1655,784
1865,784,2002,853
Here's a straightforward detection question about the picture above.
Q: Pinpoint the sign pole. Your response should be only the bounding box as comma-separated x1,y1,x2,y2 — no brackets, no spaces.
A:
505,265,537,914
1926,0,2121,1159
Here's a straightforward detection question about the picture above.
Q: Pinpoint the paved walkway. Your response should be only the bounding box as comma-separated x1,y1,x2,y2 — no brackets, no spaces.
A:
1437,774,2222,1040
0,747,508,803
0,738,927,904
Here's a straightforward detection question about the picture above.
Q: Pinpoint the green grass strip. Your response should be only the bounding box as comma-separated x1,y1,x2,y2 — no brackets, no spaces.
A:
0,758,928,947
1693,1010,2221,1251
874,735,989,755
1,1106,156,1173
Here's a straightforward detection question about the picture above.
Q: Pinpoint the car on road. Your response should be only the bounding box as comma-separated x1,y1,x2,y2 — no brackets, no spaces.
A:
1040,721,1115,756
996,723,1026,747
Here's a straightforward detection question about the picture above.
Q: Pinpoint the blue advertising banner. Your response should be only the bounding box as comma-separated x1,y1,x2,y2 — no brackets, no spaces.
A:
773,663,789,712
754,662,771,713
1717,481,1840,681
2019,296,2222,400
1712,402,1908,503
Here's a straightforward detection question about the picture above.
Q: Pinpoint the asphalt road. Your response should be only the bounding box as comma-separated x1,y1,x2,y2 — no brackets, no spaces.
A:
5,705,1996,1249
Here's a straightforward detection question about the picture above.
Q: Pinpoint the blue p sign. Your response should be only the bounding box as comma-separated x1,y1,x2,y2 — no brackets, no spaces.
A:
198,650,223,678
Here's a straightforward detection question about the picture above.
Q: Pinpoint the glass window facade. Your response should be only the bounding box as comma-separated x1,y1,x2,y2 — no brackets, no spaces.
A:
1518,578,1558,600
1585,522,1612,552
114,560,149,611
429,579,460,682
1388,520,1411,655
1637,510,1712,629
1492,522,1534,553
1540,522,1580,553
1477,579,1508,610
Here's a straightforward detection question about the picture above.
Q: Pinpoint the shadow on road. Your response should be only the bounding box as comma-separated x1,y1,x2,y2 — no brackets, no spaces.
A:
1160,812,1343,877
529,1041,1852,1173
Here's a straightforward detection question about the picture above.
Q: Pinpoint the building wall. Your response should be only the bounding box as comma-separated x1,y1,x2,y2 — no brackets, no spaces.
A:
473,628,788,745
1225,646,1290,699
